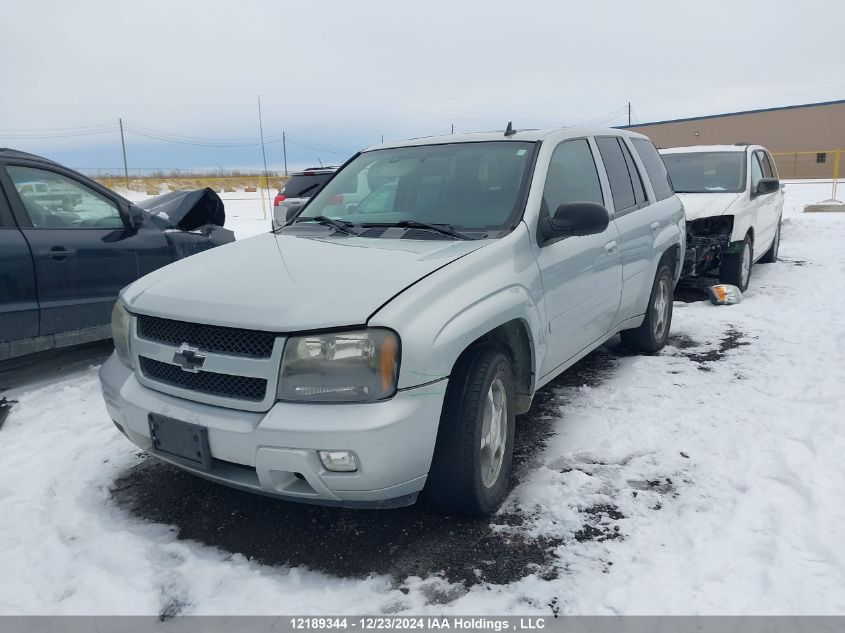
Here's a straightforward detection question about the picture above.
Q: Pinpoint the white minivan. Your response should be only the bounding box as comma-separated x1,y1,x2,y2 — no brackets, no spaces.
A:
660,144,784,291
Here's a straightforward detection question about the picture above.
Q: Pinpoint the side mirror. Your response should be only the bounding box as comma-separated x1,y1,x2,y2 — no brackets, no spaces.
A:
128,204,145,229
755,178,780,196
539,202,609,245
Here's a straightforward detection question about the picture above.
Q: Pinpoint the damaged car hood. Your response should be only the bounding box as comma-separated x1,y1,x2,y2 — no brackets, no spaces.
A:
137,188,235,259
140,188,225,231
122,232,490,331
677,192,741,222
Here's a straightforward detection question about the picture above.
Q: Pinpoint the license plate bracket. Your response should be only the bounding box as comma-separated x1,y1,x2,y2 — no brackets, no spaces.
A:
148,413,212,470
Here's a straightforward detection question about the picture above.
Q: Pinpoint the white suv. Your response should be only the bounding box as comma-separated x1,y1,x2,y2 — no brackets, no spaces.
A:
660,144,784,291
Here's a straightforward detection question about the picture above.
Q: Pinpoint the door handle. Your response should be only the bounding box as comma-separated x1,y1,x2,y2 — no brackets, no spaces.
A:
48,247,72,261
650,221,660,232
604,240,618,254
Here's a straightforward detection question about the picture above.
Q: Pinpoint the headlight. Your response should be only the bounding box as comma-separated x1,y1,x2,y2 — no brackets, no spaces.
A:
278,328,400,402
111,301,134,368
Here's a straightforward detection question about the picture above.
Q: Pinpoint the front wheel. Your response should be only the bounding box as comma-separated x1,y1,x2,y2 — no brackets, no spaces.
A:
720,236,753,291
426,346,516,516
620,263,674,353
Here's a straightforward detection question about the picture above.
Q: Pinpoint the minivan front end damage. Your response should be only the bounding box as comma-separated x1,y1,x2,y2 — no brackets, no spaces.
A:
684,215,734,277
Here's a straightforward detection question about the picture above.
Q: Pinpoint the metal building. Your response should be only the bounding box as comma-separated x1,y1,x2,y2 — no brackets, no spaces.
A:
624,99,845,179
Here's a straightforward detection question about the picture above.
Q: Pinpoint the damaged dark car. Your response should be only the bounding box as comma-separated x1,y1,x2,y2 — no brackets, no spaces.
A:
0,149,234,360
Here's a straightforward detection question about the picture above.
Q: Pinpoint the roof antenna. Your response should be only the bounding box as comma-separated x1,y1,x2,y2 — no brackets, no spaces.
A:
504,121,516,137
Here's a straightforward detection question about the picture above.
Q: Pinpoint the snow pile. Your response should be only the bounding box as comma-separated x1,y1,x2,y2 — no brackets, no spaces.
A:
1,211,844,615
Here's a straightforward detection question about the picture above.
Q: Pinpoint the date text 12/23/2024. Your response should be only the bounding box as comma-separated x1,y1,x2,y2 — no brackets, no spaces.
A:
290,617,548,631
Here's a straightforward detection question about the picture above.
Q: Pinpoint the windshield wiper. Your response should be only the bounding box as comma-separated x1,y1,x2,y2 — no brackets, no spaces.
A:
294,215,357,235
362,220,472,240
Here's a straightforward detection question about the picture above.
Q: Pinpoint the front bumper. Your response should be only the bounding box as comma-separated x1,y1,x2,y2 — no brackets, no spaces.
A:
99,354,447,508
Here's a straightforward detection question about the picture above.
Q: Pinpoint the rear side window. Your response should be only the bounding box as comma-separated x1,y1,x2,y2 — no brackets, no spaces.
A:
632,138,674,200
541,139,603,214
596,137,636,212
282,173,332,198
620,141,647,206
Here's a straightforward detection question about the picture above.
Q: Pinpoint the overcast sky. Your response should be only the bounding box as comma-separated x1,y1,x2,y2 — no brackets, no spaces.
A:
1,0,842,172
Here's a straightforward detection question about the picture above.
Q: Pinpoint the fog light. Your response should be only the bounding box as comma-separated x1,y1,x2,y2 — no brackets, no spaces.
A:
319,450,358,472
709,284,743,305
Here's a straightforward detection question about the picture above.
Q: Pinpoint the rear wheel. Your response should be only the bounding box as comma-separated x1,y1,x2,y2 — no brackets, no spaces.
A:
760,219,781,264
426,346,515,516
720,236,753,291
620,263,674,353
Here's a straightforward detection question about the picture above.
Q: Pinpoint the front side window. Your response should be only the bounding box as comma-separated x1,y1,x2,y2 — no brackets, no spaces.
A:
766,152,780,179
6,166,124,229
541,139,603,214
294,141,536,236
758,151,774,179
750,153,764,191
662,152,746,193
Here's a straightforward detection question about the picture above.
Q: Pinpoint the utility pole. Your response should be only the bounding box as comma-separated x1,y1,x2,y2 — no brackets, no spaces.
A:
119,118,129,189
257,95,270,219
627,102,631,126
451,124,454,135
282,131,288,177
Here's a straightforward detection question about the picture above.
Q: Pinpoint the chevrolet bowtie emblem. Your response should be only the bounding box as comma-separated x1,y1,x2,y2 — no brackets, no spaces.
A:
173,343,206,373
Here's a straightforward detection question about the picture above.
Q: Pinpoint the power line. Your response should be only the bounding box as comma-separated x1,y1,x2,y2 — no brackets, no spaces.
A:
568,106,629,129
0,126,119,140
0,123,116,133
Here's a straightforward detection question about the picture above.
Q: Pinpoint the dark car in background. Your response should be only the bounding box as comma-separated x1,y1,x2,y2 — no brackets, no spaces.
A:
272,167,337,226
0,149,234,360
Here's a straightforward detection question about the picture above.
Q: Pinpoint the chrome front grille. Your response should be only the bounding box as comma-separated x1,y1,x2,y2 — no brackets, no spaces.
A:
139,357,268,402
131,315,284,412
137,315,275,358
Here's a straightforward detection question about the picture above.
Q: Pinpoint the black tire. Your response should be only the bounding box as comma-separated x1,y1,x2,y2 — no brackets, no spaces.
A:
425,345,516,516
620,263,674,354
720,235,753,291
759,219,781,264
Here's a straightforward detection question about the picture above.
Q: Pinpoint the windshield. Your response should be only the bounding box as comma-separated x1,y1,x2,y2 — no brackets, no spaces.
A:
295,141,536,235
662,151,746,193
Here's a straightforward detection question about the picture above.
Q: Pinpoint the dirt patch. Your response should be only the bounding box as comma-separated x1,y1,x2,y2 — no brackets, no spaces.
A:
573,504,625,544
683,327,749,367
666,334,700,349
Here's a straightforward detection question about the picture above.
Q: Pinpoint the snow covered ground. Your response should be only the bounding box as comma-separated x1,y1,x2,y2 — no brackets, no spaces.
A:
1,186,844,615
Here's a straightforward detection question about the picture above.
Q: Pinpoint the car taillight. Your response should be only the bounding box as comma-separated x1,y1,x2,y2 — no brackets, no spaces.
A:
273,194,286,206
330,194,344,205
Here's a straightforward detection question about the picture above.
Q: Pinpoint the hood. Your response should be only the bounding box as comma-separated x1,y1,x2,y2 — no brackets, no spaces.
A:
122,231,489,331
140,188,225,230
676,192,740,222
